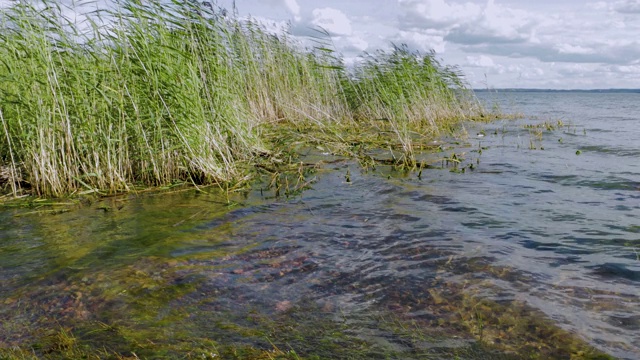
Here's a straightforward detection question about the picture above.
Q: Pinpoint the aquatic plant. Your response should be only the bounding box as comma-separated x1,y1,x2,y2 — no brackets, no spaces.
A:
0,0,484,197
341,45,482,166
346,45,480,128
0,0,263,197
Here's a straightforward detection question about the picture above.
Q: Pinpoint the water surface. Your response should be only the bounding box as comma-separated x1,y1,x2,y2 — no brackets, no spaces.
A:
1,91,639,359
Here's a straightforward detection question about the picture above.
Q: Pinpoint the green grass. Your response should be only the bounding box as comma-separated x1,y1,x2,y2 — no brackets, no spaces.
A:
0,0,486,197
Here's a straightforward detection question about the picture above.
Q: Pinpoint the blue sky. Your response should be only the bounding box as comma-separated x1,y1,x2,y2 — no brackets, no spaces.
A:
216,0,640,89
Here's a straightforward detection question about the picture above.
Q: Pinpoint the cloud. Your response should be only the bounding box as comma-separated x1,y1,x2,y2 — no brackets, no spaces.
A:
344,36,369,52
462,39,640,65
288,6,353,39
556,44,596,55
445,25,529,45
398,0,482,29
283,0,301,21
475,0,537,42
399,0,536,44
466,55,495,67
588,1,609,11
614,0,640,13
556,64,595,76
394,0,640,68
396,30,446,53
446,0,539,44
609,64,640,73
310,7,353,36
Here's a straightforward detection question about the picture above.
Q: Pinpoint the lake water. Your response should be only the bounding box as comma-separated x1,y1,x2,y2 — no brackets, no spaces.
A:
1,91,639,359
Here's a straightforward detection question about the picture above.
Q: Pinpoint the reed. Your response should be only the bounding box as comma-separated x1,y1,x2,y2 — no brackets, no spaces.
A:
0,0,485,197
342,45,483,165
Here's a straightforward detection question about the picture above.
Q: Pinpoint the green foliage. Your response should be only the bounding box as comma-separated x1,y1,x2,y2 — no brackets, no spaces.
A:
0,0,484,197
346,45,477,127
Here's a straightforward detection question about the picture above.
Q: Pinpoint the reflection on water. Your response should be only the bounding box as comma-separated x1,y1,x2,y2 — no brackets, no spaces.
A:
1,92,639,359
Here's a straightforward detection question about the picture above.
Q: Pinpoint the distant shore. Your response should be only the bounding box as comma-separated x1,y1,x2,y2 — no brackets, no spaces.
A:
474,88,640,93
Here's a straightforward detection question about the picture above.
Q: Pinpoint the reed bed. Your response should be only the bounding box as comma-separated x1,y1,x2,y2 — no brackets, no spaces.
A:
0,0,484,197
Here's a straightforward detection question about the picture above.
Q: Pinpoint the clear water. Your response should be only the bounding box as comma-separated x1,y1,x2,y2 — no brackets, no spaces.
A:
1,91,638,359
444,91,640,356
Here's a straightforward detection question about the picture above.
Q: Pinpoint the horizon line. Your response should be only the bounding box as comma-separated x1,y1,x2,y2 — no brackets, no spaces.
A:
473,88,640,92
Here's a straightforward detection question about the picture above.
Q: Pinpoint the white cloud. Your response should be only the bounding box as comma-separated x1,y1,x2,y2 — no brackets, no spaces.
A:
589,1,609,11
557,64,596,76
617,65,640,72
398,0,482,29
283,0,301,21
396,30,446,53
399,0,536,45
604,64,640,77
328,34,370,57
478,0,537,42
345,36,369,52
556,44,596,55
447,0,539,44
467,55,495,67
311,7,353,36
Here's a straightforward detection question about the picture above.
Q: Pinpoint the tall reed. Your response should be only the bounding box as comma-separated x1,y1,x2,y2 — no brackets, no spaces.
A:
0,0,257,196
0,0,484,197
344,45,482,164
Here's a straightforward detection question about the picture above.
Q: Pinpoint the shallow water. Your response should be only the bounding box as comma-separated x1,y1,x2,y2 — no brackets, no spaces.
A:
1,91,639,359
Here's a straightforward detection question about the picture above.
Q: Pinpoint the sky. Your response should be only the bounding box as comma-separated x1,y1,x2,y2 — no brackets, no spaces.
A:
1,0,638,89
214,0,640,89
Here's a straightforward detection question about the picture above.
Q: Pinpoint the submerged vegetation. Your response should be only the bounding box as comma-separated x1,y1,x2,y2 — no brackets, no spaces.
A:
0,0,485,198
0,184,616,359
0,224,616,359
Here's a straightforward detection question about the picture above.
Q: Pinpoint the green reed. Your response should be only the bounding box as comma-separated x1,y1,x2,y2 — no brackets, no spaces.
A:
0,0,484,197
343,45,483,165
